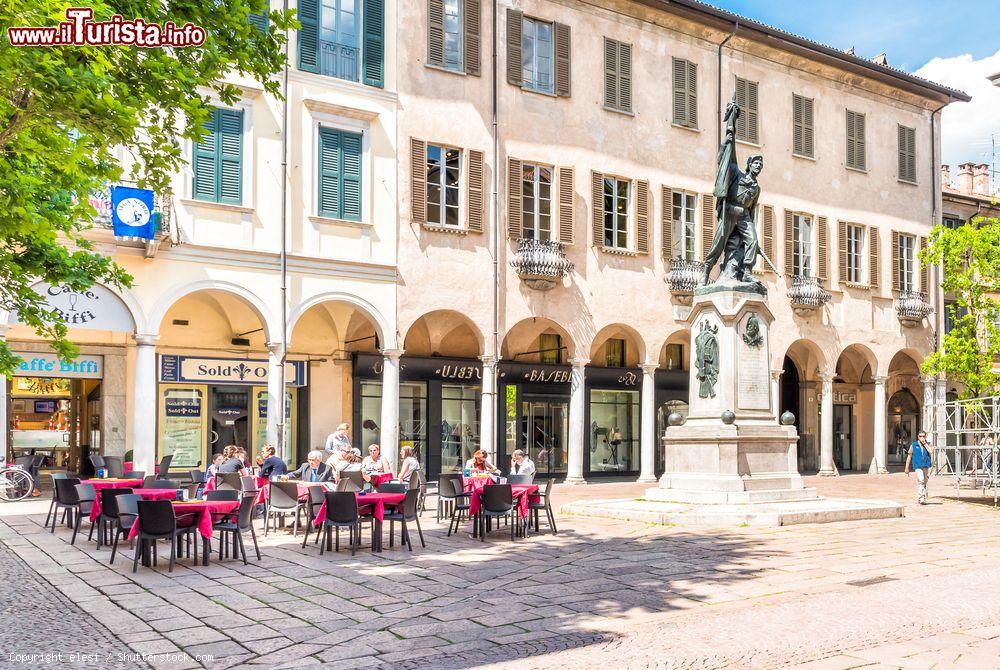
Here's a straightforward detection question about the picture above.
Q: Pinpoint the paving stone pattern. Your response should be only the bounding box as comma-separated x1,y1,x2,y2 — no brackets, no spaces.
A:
1,473,999,669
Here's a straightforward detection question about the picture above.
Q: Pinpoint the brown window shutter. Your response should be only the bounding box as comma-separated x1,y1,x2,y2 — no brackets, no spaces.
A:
919,235,928,293
792,94,803,155
558,166,574,244
784,209,794,276
603,38,617,109
464,0,480,76
735,78,747,140
672,58,686,125
856,113,866,170
410,138,426,225
762,205,774,267
868,226,879,289
506,9,522,86
427,0,445,68
747,80,758,144
897,125,906,182
507,157,522,239
687,60,698,127
838,220,848,284
554,23,571,97
700,194,714,261
891,230,900,291
591,171,604,246
803,97,814,157
661,186,673,258
817,216,828,284
467,149,484,232
619,42,632,113
636,179,649,254
846,111,856,168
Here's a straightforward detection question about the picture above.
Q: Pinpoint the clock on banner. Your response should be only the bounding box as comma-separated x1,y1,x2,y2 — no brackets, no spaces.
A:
111,185,157,241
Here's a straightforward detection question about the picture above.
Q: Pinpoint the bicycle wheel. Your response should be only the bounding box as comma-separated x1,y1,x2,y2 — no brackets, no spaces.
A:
0,469,34,502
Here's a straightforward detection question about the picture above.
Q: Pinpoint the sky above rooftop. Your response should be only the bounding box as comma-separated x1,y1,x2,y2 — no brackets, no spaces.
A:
708,0,1000,174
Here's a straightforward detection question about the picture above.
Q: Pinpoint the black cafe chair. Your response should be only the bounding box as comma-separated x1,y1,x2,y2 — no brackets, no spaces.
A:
384,489,425,551
301,486,329,547
110,494,141,565
529,477,557,534
155,454,173,479
215,473,242,492
103,456,125,479
51,478,81,533
71,483,96,545
479,484,519,542
205,490,239,501
212,493,261,564
265,481,304,536
507,474,534,485
131,499,195,573
45,473,75,528
95,487,133,548
446,479,471,537
377,482,407,494
318,491,361,556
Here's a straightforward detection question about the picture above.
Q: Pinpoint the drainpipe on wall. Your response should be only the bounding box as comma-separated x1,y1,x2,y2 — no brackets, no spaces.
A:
276,0,291,462
717,21,738,147
928,97,949,444
484,0,501,458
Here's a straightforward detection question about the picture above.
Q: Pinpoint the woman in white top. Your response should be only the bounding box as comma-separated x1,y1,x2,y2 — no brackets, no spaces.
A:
361,444,391,474
397,445,420,483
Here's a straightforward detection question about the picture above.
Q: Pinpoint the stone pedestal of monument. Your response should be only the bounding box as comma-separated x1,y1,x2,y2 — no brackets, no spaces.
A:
646,285,815,504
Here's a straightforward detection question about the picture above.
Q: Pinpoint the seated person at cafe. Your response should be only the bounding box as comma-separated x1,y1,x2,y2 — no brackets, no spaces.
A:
259,445,289,479
465,449,499,475
325,444,351,471
217,445,249,476
398,445,421,483
334,448,364,482
289,451,332,482
509,449,536,477
199,453,224,495
236,447,253,470
361,444,391,474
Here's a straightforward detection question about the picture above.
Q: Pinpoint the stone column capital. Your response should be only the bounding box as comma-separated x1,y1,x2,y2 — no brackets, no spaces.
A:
479,354,498,366
381,348,404,361
133,333,159,347
266,341,285,355
640,362,659,375
770,369,784,381
873,375,889,385
569,356,590,368
818,371,835,384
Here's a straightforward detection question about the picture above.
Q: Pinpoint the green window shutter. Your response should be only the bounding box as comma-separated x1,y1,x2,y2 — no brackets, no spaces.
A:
298,0,320,74
193,111,219,201
217,109,243,204
341,132,363,220
319,128,363,221
249,11,269,32
362,0,385,87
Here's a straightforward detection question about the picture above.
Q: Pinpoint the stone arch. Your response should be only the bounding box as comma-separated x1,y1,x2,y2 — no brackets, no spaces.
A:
778,338,829,380
588,323,646,367
835,343,878,384
149,280,277,342
502,317,577,364
657,328,691,371
287,291,393,350
402,310,485,358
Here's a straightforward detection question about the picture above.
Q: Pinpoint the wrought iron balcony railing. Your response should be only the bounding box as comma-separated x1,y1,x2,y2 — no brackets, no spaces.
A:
510,238,574,290
788,275,831,315
896,290,932,327
665,258,704,304
320,41,360,82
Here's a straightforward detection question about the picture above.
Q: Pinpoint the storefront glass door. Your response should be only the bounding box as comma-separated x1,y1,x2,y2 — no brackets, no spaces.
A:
833,404,852,471
209,386,250,451
521,397,568,476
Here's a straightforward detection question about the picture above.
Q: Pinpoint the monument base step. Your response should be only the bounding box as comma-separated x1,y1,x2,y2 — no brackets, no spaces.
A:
560,496,904,527
644,486,818,504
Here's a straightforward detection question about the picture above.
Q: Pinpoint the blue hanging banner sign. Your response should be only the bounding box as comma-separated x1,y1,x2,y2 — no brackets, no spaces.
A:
110,185,156,241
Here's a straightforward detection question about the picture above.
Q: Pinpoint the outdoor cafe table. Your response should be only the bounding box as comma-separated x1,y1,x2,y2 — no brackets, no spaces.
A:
464,478,540,523
88,486,178,522
311,491,406,552
203,474,269,505
127,499,240,566
81,478,143,520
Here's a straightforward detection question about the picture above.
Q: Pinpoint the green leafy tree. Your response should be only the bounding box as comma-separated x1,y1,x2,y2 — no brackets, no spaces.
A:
920,216,1000,398
0,1,294,375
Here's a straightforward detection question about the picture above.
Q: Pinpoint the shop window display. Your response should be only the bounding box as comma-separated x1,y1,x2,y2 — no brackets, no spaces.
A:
589,389,638,472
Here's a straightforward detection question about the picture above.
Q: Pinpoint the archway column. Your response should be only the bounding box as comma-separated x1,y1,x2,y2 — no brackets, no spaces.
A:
818,371,837,476
870,375,888,474
479,355,497,462
637,363,658,483
565,356,589,485
380,349,403,473
266,341,286,459
770,369,783,419
131,334,159,474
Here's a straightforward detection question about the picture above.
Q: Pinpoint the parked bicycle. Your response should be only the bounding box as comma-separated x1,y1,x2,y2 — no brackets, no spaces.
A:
0,465,35,502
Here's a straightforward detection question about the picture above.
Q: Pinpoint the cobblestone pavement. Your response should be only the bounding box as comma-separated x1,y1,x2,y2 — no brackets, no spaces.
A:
1,472,999,670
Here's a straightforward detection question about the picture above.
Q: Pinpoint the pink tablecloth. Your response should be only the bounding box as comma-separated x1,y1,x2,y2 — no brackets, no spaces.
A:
312,492,406,526
82,478,143,521
369,472,394,488
204,474,268,504
89,487,178,521
466,482,539,518
127,500,240,540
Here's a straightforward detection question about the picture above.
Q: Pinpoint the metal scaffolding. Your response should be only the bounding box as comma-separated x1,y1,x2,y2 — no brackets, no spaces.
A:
931,396,1000,503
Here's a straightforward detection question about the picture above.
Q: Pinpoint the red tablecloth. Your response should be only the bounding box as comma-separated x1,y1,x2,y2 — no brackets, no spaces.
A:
465,481,539,518
89,487,178,521
312,492,405,526
368,472,394,488
128,500,240,541
82,478,143,512
203,475,268,504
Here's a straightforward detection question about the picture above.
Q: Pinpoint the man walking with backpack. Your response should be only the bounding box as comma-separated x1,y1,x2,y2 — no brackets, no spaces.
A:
904,430,933,504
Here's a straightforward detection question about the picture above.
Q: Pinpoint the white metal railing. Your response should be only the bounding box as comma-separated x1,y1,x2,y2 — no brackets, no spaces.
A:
931,395,1000,502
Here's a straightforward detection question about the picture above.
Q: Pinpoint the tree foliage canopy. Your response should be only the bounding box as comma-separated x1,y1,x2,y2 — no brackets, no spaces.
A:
0,1,294,375
920,216,1000,398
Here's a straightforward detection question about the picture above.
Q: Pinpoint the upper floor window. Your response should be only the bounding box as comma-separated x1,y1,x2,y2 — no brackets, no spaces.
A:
671,191,697,261
426,144,461,228
672,58,698,128
734,77,759,144
605,338,625,367
943,216,965,230
793,213,813,277
898,124,917,183
603,176,630,249
522,18,553,93
845,223,865,283
317,127,363,221
603,38,632,113
793,94,814,158
846,109,867,171
298,0,384,87
193,107,243,205
430,0,480,75
521,163,553,241
896,232,915,292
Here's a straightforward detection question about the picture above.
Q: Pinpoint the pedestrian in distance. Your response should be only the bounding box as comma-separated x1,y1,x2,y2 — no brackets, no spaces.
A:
904,430,933,504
